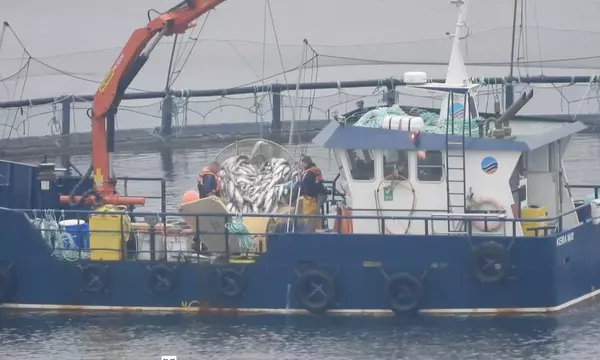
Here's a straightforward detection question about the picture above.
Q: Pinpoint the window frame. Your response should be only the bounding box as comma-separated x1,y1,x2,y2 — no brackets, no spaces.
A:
382,149,411,181
416,150,444,183
345,149,376,182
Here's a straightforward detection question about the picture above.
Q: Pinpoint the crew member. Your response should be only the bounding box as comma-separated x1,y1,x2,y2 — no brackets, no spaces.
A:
197,161,221,198
298,155,327,231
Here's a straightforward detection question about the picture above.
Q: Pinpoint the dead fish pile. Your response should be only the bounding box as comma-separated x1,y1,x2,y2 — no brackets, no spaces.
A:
218,155,299,214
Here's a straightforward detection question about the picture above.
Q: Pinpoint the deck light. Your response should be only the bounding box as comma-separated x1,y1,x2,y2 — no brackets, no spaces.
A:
410,131,421,146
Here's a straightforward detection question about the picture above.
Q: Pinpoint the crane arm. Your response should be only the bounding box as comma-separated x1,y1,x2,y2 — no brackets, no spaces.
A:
88,0,226,206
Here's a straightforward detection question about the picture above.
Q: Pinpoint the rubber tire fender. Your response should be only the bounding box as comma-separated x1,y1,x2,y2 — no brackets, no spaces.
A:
386,272,423,315
218,268,245,297
81,264,108,293
0,267,12,303
471,241,511,283
295,268,336,314
148,264,176,294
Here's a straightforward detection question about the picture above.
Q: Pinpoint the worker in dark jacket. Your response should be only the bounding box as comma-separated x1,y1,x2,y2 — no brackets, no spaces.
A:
298,155,326,231
197,161,222,198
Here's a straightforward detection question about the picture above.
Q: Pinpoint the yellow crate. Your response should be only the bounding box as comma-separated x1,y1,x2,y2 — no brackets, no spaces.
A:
89,206,131,261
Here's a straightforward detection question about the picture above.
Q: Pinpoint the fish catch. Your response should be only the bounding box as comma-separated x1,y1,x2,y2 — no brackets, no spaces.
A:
218,155,299,214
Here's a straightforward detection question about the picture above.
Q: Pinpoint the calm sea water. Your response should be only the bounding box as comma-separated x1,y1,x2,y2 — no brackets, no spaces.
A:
2,309,600,360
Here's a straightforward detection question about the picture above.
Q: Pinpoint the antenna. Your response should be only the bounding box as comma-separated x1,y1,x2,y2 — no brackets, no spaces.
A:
507,0,519,107
445,0,469,85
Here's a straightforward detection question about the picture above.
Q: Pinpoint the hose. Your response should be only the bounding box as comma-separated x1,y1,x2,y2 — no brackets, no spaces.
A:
225,215,256,251
28,209,88,261
68,164,95,207
374,175,416,234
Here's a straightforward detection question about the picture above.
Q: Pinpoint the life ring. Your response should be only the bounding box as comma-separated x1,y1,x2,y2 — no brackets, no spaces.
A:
296,269,336,314
471,241,511,283
0,267,12,303
218,268,245,297
81,264,108,293
148,264,176,294
470,196,505,232
386,273,423,315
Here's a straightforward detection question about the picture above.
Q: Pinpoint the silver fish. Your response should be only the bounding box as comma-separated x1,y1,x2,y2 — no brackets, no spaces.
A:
213,154,298,214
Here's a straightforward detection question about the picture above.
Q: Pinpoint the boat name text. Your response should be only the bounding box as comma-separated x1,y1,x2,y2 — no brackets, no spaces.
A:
556,232,575,247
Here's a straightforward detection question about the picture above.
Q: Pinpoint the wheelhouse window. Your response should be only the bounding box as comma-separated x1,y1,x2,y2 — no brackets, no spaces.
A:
383,150,409,180
346,149,375,180
417,151,443,182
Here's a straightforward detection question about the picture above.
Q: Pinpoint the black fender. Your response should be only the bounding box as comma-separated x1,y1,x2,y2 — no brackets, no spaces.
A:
80,263,108,293
148,264,177,294
217,267,245,297
0,267,12,303
386,272,423,315
295,268,336,314
471,241,511,283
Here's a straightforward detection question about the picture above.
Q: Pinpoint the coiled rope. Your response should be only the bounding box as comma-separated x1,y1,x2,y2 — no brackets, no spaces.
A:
28,209,88,261
225,214,256,251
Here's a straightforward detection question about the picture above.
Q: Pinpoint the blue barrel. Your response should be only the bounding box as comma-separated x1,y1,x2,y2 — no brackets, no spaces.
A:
59,219,89,249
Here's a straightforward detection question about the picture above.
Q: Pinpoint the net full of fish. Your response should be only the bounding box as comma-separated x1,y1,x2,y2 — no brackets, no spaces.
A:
218,156,299,214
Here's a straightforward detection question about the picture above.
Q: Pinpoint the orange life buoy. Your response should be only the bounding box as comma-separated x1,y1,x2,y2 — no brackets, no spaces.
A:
471,196,505,232
333,204,353,234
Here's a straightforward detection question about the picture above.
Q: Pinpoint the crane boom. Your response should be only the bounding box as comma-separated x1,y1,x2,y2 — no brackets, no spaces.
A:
79,0,225,206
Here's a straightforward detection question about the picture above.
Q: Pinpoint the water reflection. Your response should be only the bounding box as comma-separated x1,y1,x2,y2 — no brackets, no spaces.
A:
160,146,174,181
2,310,599,360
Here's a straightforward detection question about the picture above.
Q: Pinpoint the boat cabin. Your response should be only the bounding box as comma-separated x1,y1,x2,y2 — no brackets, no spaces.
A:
315,86,586,237
310,0,586,238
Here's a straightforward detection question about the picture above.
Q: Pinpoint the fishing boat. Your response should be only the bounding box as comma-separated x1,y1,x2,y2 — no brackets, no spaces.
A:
1,0,599,316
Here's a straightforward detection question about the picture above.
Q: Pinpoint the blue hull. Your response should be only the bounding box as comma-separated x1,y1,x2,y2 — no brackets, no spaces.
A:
2,206,600,315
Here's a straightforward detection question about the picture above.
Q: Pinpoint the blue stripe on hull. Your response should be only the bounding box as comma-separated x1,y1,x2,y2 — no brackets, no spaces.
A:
1,208,600,315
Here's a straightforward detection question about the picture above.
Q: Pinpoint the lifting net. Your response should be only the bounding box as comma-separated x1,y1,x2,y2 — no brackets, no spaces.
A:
212,139,300,214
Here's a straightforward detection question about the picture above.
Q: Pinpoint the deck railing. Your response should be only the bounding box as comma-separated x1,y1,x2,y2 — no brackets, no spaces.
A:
11,195,595,263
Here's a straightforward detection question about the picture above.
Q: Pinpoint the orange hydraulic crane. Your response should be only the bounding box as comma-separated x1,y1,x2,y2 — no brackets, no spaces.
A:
60,0,226,207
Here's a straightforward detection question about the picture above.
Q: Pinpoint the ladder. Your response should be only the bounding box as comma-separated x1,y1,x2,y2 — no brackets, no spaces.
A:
444,93,469,232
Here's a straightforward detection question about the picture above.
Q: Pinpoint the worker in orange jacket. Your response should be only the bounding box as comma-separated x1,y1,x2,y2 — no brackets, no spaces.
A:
298,155,327,231
197,161,222,198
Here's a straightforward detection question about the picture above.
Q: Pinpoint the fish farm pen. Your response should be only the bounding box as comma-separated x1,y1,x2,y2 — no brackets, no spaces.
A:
0,75,599,159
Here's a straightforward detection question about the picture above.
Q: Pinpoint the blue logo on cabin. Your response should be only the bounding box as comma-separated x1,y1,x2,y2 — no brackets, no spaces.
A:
481,156,498,174
449,103,465,118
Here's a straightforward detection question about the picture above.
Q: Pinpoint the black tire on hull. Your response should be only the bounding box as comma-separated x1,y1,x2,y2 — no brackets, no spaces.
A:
471,241,511,283
218,268,245,297
0,267,12,303
148,264,177,294
386,272,423,315
80,264,108,293
296,269,336,314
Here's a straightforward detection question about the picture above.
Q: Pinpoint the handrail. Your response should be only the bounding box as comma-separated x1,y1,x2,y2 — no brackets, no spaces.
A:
6,202,591,224
430,212,507,219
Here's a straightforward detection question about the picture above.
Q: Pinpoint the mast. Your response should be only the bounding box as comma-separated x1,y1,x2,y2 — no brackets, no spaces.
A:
506,0,519,108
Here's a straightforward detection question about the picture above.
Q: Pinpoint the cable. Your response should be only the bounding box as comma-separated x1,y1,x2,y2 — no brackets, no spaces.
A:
3,22,159,93
168,13,211,88
265,0,294,118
